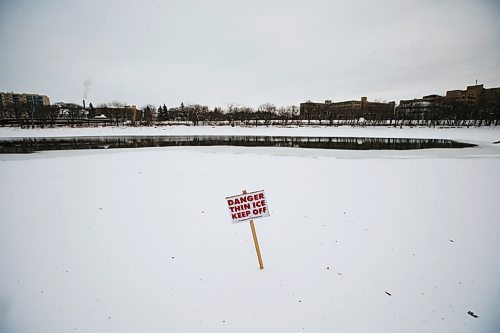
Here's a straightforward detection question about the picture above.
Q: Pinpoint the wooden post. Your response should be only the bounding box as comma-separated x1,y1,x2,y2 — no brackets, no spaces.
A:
243,190,264,269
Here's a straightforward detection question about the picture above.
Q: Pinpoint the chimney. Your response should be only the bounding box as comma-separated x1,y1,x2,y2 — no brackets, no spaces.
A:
83,99,86,110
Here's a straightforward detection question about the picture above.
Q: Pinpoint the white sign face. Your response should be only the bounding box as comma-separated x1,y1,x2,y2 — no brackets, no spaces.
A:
226,190,270,223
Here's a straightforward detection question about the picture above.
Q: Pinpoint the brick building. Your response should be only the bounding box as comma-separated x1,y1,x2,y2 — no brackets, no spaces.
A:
0,92,50,109
445,84,500,106
300,97,395,118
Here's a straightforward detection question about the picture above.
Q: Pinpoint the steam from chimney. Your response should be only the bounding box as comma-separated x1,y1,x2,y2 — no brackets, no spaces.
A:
83,77,92,99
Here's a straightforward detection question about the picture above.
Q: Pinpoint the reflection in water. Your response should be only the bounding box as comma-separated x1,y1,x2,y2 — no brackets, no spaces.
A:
0,136,476,154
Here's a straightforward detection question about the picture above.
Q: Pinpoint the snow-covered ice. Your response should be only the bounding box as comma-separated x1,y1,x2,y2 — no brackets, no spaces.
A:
0,125,499,145
0,126,499,332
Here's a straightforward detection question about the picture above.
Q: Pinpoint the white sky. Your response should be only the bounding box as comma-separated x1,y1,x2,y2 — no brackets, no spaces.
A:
0,0,499,108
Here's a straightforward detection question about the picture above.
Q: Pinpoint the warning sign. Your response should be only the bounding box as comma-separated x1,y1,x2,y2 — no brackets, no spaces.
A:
226,190,270,223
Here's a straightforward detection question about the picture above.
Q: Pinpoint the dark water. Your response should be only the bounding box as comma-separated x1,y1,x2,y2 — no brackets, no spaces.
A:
0,136,476,154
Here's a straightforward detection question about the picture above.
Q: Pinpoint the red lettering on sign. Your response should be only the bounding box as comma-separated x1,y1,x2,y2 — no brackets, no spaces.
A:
254,207,266,215
235,211,251,219
253,200,266,208
226,190,270,223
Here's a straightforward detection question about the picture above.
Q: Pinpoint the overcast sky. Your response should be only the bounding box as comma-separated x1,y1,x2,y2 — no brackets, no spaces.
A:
1,0,499,108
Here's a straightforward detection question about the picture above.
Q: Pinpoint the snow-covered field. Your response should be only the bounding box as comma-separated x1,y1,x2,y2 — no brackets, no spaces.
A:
1,126,499,332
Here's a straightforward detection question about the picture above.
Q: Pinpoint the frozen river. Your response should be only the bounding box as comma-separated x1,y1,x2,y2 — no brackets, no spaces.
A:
0,126,499,333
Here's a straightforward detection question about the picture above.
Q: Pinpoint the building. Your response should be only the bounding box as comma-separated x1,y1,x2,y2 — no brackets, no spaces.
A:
299,100,334,119
445,84,500,106
397,84,500,118
300,97,395,118
94,105,138,121
0,92,50,109
397,94,445,117
334,99,364,112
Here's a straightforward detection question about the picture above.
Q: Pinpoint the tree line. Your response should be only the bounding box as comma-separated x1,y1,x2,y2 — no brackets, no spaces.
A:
1,98,499,128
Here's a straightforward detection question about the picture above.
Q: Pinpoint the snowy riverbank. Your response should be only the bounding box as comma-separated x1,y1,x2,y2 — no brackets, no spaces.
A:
0,125,499,144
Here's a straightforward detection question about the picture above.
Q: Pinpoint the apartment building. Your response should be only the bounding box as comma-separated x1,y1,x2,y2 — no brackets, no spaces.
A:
300,97,395,118
445,84,500,105
0,92,50,109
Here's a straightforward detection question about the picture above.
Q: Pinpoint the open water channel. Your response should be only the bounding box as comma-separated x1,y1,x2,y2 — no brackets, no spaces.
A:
0,136,476,154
